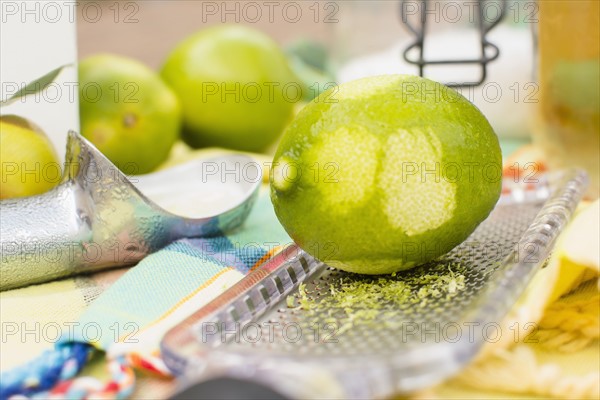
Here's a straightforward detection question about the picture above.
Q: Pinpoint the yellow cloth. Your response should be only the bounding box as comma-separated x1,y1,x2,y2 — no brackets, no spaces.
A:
0,268,128,372
433,283,599,399
427,200,600,399
1,279,85,371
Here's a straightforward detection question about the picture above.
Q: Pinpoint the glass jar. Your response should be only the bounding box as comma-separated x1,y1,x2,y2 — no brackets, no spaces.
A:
535,1,600,198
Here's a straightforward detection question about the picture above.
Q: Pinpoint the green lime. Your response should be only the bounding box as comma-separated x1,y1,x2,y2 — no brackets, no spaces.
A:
0,116,61,199
161,25,298,152
79,54,181,174
550,60,600,112
270,75,502,274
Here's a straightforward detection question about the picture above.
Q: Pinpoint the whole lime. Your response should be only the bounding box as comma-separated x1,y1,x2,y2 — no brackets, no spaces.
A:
270,75,502,274
161,25,298,152
0,116,61,199
79,54,181,174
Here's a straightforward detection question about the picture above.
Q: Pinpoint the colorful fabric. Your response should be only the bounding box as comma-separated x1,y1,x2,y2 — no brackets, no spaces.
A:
0,343,92,399
0,190,291,399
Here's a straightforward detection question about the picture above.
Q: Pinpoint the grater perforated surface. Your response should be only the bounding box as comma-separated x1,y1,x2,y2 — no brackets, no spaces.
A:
223,202,540,357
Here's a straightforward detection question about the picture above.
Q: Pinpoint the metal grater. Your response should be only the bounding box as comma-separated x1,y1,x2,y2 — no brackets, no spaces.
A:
162,169,587,399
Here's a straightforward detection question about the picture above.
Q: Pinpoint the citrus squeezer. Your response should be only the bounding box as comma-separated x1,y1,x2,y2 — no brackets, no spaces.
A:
0,131,262,290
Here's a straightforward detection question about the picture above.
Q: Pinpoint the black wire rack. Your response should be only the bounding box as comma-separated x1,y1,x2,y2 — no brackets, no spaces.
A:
400,0,506,87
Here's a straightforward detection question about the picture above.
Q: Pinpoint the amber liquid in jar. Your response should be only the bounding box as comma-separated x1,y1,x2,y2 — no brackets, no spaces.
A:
536,1,600,198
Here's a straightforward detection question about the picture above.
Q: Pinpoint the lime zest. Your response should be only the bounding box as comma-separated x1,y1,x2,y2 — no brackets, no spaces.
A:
285,262,467,335
286,295,296,308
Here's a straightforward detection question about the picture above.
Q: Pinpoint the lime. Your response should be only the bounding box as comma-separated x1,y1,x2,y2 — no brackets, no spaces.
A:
161,25,298,152
551,60,600,112
79,54,181,174
270,75,502,274
0,116,61,199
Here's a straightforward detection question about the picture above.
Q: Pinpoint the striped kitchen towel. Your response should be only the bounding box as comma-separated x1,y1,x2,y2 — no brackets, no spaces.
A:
0,191,291,399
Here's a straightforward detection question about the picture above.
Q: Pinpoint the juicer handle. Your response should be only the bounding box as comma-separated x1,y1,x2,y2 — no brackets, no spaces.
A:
0,184,92,290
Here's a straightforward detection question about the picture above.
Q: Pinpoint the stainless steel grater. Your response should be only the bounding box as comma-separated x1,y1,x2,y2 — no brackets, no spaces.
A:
162,169,587,399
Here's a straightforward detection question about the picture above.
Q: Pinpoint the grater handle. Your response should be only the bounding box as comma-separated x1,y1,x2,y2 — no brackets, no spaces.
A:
170,376,290,400
0,184,91,289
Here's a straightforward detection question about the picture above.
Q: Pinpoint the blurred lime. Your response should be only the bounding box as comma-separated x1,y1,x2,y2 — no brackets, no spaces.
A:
79,54,181,174
161,25,298,152
0,116,61,199
271,75,502,275
551,60,600,111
